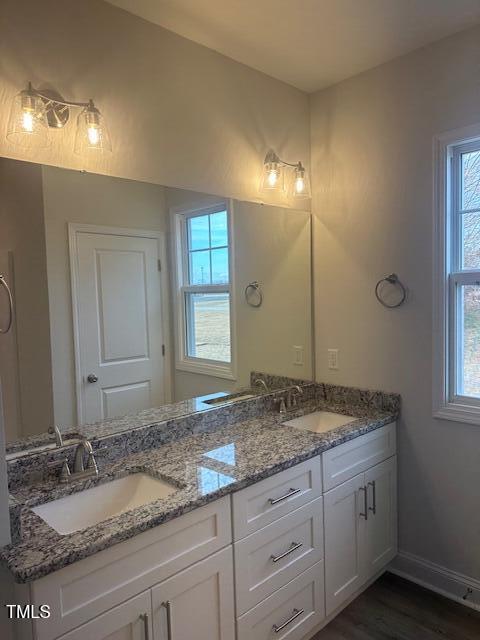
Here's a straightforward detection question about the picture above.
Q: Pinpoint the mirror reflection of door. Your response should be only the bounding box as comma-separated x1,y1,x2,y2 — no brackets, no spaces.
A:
70,225,168,424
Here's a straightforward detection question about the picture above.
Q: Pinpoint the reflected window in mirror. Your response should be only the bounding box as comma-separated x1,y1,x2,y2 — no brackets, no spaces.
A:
174,202,235,379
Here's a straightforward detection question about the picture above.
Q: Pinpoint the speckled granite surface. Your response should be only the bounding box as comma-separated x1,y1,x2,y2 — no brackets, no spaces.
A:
1,389,399,584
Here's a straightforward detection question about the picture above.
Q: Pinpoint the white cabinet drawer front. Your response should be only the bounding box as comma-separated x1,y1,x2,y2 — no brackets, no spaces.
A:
322,423,396,491
237,562,325,640
234,497,323,615
233,458,322,541
31,497,231,640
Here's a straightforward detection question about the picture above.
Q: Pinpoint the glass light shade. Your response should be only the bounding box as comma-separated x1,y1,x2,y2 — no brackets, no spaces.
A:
260,160,284,192
6,89,50,148
291,163,311,199
74,103,112,156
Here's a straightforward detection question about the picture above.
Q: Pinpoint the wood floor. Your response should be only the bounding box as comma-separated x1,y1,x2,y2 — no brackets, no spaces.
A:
313,572,480,639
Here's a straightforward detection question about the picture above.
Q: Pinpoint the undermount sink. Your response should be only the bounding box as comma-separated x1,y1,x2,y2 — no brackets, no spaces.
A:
32,473,177,535
283,410,357,434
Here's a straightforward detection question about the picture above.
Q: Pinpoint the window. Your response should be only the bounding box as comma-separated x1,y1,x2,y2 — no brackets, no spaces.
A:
434,128,480,424
173,203,235,379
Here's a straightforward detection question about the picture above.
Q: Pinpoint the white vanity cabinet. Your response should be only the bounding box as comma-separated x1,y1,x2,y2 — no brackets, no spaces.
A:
323,427,397,616
12,422,397,640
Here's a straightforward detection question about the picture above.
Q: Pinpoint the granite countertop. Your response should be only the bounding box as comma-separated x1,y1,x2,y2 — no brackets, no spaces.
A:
0,398,398,583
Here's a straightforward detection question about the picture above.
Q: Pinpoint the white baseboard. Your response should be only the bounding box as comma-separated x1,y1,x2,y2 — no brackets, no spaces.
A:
389,550,480,612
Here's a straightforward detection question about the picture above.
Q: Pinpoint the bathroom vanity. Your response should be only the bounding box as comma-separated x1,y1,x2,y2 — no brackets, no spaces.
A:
2,389,398,640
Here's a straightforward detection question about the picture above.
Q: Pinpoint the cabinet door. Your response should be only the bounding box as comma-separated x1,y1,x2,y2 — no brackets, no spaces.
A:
324,472,367,616
365,456,397,579
58,591,152,640
151,546,235,640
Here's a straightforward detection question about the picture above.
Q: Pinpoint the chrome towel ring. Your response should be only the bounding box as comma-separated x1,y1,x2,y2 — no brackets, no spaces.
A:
0,274,13,334
245,281,263,308
375,273,407,308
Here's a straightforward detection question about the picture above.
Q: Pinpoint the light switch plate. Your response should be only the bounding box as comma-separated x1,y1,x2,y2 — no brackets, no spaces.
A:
328,349,339,370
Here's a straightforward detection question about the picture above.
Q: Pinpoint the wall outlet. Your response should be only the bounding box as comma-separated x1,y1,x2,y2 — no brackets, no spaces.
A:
293,345,304,366
328,349,339,370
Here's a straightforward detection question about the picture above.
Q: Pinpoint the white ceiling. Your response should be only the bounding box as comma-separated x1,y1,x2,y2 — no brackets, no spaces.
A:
105,0,480,92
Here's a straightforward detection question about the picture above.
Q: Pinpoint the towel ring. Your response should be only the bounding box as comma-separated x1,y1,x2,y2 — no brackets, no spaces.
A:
375,273,406,308
0,275,13,334
245,281,263,308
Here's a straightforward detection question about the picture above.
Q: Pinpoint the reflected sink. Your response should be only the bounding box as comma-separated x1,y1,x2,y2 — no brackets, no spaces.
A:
32,473,177,534
283,410,357,434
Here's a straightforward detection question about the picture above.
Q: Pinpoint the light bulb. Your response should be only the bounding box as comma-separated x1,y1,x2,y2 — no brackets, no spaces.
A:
267,168,278,187
295,175,305,194
291,163,310,199
22,110,34,133
87,124,100,146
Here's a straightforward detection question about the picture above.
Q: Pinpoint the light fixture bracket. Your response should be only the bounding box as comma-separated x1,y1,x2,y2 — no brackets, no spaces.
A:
37,88,70,129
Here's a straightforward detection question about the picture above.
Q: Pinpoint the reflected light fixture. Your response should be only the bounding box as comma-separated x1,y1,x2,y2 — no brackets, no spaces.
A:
260,149,311,199
7,82,112,155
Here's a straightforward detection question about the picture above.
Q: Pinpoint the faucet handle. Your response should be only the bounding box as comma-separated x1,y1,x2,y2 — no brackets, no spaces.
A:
275,397,287,415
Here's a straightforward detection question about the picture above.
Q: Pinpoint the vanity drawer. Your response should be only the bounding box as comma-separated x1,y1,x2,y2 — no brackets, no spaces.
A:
237,561,325,640
31,497,231,640
322,422,396,491
234,497,323,615
232,457,322,541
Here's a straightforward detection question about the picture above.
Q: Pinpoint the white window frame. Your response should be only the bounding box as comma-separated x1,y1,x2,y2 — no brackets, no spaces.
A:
433,123,480,425
171,199,237,380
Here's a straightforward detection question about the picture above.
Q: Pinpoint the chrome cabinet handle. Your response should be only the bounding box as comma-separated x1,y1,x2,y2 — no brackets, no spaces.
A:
162,601,173,640
271,541,303,563
139,613,150,640
0,275,13,334
87,374,98,383
359,485,368,520
269,487,301,505
272,608,304,633
368,480,376,514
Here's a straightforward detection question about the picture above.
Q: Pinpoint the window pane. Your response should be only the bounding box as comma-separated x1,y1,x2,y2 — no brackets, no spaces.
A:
462,212,480,269
189,250,211,284
188,215,210,250
210,211,228,247
461,150,480,211
458,284,480,398
185,292,231,362
211,248,229,284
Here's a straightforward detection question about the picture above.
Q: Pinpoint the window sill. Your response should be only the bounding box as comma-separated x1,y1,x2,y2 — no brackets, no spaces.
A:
176,359,236,381
434,401,480,426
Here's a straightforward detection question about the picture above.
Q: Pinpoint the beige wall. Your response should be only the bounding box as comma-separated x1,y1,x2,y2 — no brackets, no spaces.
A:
0,0,310,211
310,25,480,580
42,166,168,429
0,159,53,439
165,189,312,401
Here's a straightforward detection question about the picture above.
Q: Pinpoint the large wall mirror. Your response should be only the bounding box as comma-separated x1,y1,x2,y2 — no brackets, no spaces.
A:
0,158,313,448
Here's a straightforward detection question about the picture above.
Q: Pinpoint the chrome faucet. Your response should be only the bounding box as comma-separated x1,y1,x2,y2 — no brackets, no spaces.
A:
48,425,64,447
286,385,304,410
253,378,270,393
48,439,100,484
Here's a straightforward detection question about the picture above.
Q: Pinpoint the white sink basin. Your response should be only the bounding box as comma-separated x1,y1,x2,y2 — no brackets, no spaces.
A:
32,473,177,535
283,410,357,434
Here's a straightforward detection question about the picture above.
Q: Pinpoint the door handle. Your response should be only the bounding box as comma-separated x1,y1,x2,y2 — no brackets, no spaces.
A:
0,275,13,334
162,601,173,640
359,485,368,520
139,613,150,640
368,480,377,514
87,374,98,383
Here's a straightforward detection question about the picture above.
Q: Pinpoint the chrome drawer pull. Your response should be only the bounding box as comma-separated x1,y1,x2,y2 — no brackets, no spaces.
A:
139,613,150,640
268,487,301,505
271,541,303,563
359,485,368,520
272,607,304,633
368,480,377,514
162,601,173,640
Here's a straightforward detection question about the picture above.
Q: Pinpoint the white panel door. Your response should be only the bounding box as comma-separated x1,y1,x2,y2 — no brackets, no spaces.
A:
73,228,165,424
365,456,397,579
324,472,367,616
151,547,235,640
58,590,152,640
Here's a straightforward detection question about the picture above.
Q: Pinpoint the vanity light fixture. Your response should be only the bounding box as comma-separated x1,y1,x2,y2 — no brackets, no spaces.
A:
6,82,112,154
260,149,311,199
